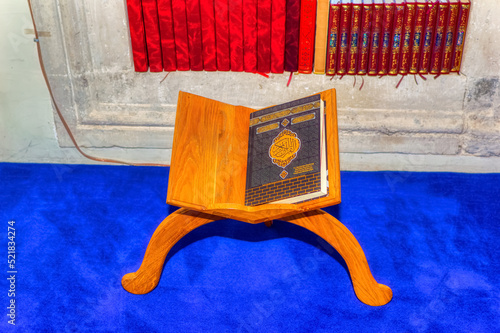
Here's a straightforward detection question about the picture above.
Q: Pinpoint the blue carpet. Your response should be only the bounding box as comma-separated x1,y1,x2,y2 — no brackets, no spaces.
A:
0,163,498,332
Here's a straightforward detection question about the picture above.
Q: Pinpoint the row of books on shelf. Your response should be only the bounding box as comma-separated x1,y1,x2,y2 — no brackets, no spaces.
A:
126,0,470,76
315,0,471,76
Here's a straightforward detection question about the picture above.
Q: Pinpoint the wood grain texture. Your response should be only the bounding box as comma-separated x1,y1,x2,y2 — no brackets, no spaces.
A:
123,207,393,305
167,89,341,222
124,89,391,306
281,210,393,306
121,208,223,294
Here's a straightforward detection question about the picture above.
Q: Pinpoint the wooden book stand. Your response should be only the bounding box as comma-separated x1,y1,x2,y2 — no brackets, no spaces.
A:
122,89,392,306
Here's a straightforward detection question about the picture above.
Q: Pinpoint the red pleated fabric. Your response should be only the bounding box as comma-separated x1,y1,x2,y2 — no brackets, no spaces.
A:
284,0,301,72
298,0,317,73
200,0,217,71
172,0,190,70
127,0,148,72
215,0,230,71
243,0,258,72
229,0,244,71
157,0,177,71
271,0,286,73
186,0,203,70
141,0,163,72
257,0,272,73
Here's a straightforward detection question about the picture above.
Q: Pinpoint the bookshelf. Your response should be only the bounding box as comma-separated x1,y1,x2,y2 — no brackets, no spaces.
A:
121,88,392,306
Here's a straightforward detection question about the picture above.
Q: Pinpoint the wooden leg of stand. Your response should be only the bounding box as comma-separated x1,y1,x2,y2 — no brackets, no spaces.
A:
265,220,273,227
122,208,223,294
281,209,393,306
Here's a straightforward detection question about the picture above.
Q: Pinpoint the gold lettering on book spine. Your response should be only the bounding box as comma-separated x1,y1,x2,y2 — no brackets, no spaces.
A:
389,5,405,75
430,4,448,74
419,5,437,74
441,4,459,73
327,5,341,75
399,4,415,74
368,5,384,75
358,4,373,75
338,4,351,74
410,4,426,74
379,5,395,75
451,4,470,72
348,5,362,74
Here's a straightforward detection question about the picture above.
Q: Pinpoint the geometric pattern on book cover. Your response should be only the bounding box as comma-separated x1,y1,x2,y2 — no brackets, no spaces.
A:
245,172,322,206
245,94,322,206
127,0,470,76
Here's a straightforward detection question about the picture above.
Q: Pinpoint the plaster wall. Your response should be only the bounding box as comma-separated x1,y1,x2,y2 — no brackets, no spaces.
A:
1,0,499,172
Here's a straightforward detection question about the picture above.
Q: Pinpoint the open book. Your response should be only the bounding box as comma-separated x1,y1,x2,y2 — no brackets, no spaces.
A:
245,94,328,206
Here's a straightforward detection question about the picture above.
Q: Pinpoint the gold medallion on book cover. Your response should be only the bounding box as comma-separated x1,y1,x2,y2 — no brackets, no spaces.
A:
269,129,301,168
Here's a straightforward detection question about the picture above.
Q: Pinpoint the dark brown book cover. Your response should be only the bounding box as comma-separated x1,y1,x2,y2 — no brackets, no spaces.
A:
245,95,326,206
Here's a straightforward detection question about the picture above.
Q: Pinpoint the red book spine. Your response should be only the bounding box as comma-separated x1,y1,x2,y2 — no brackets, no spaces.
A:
257,0,272,73
337,3,352,75
172,0,190,71
399,2,416,75
368,3,384,75
388,3,405,75
186,0,203,71
215,0,230,71
451,1,470,72
157,0,177,71
243,0,258,72
419,1,438,74
429,1,449,74
298,0,317,73
127,0,148,72
142,0,163,72
347,3,363,75
271,0,287,73
358,2,373,75
378,2,395,75
200,0,216,71
409,2,426,74
326,2,341,75
229,0,244,72
284,0,301,72
440,1,459,73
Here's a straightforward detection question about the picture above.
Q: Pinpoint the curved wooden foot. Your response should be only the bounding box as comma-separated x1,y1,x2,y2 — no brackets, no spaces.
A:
264,220,273,227
281,209,392,306
122,208,223,294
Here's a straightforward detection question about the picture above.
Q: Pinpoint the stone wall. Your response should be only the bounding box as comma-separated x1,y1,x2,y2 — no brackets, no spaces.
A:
1,0,499,172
